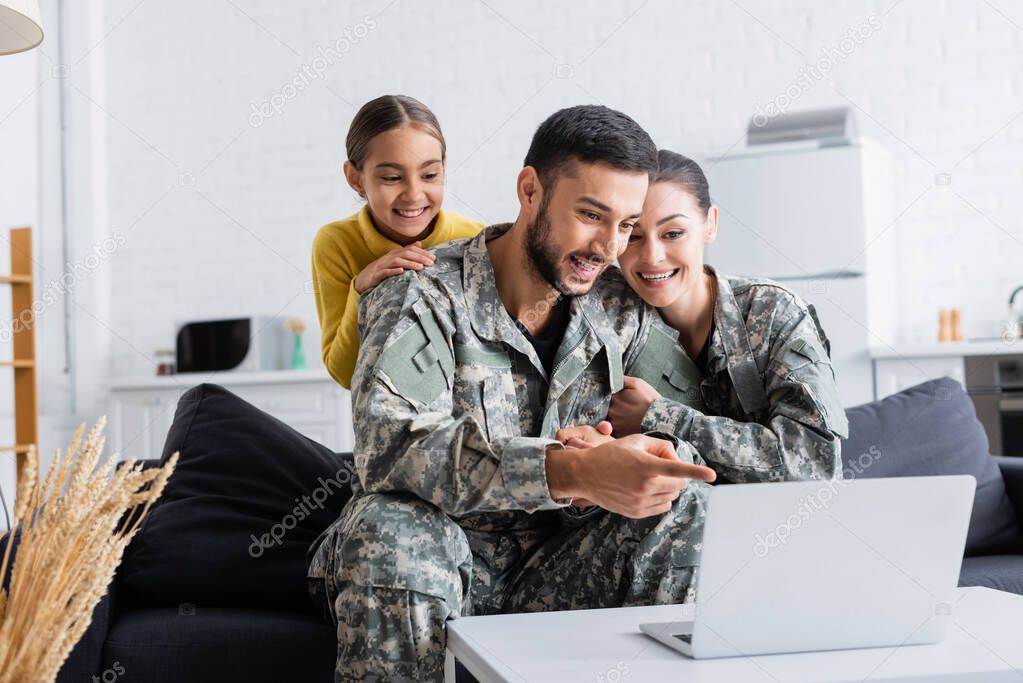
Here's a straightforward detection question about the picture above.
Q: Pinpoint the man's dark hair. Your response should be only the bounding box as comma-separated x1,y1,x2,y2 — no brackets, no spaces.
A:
523,105,658,190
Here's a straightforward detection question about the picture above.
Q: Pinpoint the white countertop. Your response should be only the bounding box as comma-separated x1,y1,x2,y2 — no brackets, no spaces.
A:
870,338,1023,360
109,368,335,390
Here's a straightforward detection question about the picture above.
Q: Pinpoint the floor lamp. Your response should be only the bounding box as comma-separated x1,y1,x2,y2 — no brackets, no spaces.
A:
0,0,43,56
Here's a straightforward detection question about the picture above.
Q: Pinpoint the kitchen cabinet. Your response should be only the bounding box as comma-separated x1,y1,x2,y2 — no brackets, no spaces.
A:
108,369,354,461
870,339,1023,401
872,356,966,401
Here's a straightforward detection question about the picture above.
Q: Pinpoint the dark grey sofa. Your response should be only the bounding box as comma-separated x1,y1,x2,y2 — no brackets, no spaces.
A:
840,376,1023,593
1,375,1017,682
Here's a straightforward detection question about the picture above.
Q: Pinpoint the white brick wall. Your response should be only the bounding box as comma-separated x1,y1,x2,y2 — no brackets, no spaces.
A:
86,0,1023,375
0,46,40,527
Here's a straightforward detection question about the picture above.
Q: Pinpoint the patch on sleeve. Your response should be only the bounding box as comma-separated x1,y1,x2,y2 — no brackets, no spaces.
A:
376,303,453,407
783,334,829,369
775,334,848,436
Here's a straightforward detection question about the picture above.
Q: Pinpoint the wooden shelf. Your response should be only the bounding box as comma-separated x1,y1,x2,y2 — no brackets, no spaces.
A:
3,227,39,495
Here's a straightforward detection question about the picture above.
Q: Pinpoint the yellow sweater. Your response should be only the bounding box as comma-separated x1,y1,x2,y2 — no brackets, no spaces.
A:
311,207,483,389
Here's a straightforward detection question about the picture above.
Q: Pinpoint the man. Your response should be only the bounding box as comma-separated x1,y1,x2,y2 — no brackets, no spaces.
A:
307,105,717,682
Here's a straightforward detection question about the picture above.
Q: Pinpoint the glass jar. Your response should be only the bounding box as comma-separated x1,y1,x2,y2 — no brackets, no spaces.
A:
155,349,176,376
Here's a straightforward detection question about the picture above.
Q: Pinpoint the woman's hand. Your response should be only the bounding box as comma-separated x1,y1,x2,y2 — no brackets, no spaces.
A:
353,241,436,294
552,421,613,509
608,376,661,436
555,420,614,450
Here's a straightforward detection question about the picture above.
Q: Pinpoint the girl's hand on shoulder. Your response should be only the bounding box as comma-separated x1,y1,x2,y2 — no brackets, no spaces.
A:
608,376,660,436
353,241,437,294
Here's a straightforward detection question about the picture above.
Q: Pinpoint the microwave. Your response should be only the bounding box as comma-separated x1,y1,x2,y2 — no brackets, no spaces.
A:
175,316,290,373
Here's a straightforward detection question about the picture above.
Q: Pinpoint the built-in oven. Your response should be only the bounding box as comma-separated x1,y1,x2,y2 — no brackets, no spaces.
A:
965,354,1023,456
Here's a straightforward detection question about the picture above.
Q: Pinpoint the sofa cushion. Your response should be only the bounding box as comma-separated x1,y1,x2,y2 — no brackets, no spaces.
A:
119,383,354,614
959,555,1023,595
103,606,482,683
103,607,337,683
842,377,1023,557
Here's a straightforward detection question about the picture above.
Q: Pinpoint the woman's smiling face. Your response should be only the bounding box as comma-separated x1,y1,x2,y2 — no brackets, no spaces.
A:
618,181,717,308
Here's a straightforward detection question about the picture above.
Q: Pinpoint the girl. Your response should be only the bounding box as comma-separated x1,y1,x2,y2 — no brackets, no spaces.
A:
311,95,483,389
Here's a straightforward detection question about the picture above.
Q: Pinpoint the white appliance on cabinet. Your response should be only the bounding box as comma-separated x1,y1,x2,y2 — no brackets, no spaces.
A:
705,140,895,407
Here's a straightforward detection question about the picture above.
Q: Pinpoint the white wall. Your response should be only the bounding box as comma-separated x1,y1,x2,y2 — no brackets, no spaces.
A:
0,44,40,527
87,0,1023,377
0,0,118,526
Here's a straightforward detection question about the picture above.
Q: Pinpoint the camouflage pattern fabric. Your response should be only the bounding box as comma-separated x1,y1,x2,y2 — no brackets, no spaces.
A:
641,265,848,483
307,225,708,682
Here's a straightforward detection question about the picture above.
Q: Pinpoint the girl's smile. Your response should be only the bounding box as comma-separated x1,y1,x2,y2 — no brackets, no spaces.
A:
345,124,446,244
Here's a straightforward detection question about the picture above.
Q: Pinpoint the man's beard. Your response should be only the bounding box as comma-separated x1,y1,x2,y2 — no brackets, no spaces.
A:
524,196,605,297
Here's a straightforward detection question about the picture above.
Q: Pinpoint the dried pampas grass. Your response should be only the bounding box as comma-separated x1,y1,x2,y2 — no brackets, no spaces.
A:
0,417,178,683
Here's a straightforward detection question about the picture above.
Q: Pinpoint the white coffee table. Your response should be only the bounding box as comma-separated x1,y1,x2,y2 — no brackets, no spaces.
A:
445,587,1023,682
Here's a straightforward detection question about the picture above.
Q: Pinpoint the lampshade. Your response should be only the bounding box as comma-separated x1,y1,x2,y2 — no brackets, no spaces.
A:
0,0,43,56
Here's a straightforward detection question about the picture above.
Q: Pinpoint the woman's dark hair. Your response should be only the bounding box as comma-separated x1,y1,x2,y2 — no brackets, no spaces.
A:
346,95,446,169
652,149,712,216
523,105,658,190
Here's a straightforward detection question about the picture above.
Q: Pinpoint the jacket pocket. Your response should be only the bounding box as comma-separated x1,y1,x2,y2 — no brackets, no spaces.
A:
482,373,518,440
630,325,705,410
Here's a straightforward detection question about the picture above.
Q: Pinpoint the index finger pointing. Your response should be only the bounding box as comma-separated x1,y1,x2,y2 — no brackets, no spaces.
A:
635,434,676,460
655,458,717,483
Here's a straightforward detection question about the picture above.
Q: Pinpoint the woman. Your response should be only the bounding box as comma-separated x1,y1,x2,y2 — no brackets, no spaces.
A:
564,150,847,483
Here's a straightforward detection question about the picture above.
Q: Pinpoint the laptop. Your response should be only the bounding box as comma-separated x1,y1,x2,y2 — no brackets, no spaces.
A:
640,475,976,659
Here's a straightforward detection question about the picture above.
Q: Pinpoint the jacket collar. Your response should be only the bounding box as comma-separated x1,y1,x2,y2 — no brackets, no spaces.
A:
703,265,733,378
462,224,522,347
706,264,770,413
